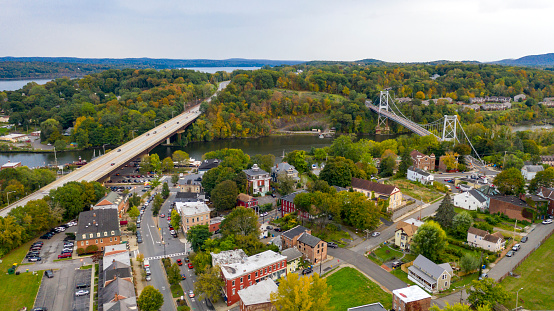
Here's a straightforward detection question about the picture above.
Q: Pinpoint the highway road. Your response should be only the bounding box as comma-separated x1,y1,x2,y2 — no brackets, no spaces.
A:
0,81,229,217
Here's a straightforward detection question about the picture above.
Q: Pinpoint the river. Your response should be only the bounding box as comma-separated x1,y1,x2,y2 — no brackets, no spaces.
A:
0,67,260,92
0,133,399,168
511,124,554,132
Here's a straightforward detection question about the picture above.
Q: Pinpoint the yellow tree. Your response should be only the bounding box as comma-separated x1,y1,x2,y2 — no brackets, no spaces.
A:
441,151,460,171
270,273,331,311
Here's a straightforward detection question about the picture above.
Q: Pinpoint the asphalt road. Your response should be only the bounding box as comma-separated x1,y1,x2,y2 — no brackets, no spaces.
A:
0,81,229,217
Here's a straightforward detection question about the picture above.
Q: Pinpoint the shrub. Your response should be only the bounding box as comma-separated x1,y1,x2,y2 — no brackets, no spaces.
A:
77,248,85,255
85,245,98,254
473,221,494,233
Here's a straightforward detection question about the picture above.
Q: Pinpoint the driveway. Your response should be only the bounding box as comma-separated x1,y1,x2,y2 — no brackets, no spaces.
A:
328,248,406,292
487,223,554,281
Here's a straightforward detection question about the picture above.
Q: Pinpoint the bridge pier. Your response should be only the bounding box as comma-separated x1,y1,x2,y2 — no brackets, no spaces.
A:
166,137,171,145
375,125,390,135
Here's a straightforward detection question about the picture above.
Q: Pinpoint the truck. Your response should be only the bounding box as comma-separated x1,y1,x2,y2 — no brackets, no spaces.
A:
143,259,150,269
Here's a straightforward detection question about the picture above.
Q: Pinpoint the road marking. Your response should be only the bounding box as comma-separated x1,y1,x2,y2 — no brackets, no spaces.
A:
144,252,188,261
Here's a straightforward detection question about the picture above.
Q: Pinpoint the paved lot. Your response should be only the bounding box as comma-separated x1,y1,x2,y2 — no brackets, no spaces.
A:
22,228,76,266
34,265,91,311
73,269,92,311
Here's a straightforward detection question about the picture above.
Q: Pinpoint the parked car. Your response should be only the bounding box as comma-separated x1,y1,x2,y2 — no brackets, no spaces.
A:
302,268,313,275
177,259,183,266
371,232,381,237
188,263,194,269
266,226,273,230
28,256,42,262
506,250,515,257
137,236,143,243
521,236,528,243
391,261,403,269
542,219,553,225
478,273,488,280
273,227,282,232
44,270,54,278
512,244,521,251
58,253,72,259
26,252,40,258
145,267,151,275
189,290,195,298
181,274,186,280
185,257,190,263
327,242,338,248
32,308,48,311
75,290,89,296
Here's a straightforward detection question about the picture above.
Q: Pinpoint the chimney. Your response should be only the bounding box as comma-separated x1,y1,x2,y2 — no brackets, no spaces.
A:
93,213,96,217
114,293,119,302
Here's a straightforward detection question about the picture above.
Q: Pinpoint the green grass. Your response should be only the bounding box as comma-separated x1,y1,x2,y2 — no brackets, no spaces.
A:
368,245,404,265
385,178,442,202
501,233,554,310
326,267,392,311
170,283,184,298
53,257,73,262
0,240,44,310
390,269,415,285
309,225,351,247
80,264,93,270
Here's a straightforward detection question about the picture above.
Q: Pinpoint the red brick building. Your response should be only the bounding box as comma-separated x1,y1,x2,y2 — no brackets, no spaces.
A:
76,209,121,252
237,193,258,209
280,190,310,219
209,216,223,233
392,285,431,311
281,225,327,264
489,195,532,222
212,250,286,306
537,187,554,215
410,150,435,171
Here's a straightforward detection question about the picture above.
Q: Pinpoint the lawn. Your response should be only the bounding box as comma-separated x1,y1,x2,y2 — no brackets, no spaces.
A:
386,178,442,202
367,244,404,265
309,224,351,247
170,283,184,298
326,267,392,311
0,240,44,310
390,269,415,286
501,233,554,310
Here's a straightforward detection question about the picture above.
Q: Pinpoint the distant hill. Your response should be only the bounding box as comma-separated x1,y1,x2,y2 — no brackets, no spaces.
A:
491,53,554,66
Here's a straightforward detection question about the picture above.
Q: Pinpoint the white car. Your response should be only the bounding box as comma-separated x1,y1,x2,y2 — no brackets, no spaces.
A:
371,232,381,237
542,219,553,225
75,290,89,296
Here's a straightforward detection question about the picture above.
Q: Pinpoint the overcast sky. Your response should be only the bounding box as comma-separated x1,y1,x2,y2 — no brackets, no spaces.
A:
1,0,553,63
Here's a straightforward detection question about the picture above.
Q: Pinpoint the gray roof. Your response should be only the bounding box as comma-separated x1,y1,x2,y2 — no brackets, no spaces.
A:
175,191,205,202
347,302,387,311
281,225,309,240
333,186,348,192
412,254,448,280
469,189,487,203
198,159,221,170
98,192,123,205
271,162,299,175
408,166,431,177
243,164,269,176
408,265,437,285
100,278,135,305
522,165,544,173
280,190,308,204
103,262,132,282
76,209,120,241
237,279,278,306
281,247,302,261
105,298,138,311
297,232,322,248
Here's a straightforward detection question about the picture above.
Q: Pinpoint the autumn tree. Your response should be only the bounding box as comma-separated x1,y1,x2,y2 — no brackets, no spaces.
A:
411,221,447,263
467,278,509,308
220,206,258,237
162,157,174,173
441,151,459,171
493,167,525,195
170,209,181,233
195,265,225,303
172,150,189,166
529,167,554,192
270,272,331,311
276,174,295,195
137,286,164,311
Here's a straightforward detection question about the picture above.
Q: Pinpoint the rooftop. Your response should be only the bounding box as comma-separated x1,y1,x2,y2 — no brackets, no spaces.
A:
103,252,131,270
100,278,135,305
76,209,120,241
281,247,302,261
237,279,278,306
1,161,21,168
219,250,286,280
198,158,221,170
104,244,127,255
280,190,308,204
281,225,309,240
211,249,248,267
392,285,431,303
351,177,398,195
297,232,322,248
408,166,431,177
489,195,531,209
237,193,255,202
175,201,211,217
413,254,449,280
347,303,387,311
103,261,132,281
243,164,269,176
175,191,205,202
522,165,544,173
96,192,123,206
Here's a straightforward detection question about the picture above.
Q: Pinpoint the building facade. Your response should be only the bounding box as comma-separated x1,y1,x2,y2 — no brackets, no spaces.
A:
392,285,431,311
453,189,488,211
521,165,544,181
237,193,259,209
76,209,121,252
243,164,271,196
351,177,402,211
93,192,128,217
394,219,423,251
280,190,310,219
176,201,211,232
238,279,277,311
271,162,300,182
407,255,452,293
407,166,434,185
410,150,435,171
467,227,505,252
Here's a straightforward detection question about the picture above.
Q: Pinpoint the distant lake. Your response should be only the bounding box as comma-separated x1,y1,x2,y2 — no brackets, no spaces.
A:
0,67,260,91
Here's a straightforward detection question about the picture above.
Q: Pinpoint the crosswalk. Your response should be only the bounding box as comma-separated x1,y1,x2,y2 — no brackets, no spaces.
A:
144,252,187,261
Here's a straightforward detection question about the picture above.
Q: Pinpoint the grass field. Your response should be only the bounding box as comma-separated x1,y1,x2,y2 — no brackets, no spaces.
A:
390,269,415,286
368,245,404,264
326,267,392,311
0,240,43,310
386,178,442,202
501,233,554,310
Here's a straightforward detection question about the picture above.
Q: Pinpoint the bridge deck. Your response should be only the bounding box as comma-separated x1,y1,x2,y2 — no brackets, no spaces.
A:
366,103,437,138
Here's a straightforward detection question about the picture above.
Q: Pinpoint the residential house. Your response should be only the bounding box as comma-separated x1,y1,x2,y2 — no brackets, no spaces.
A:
347,303,387,311
271,162,300,182
0,133,29,142
0,116,9,123
269,235,282,251
237,193,259,210
281,225,310,250
537,187,554,215
489,195,532,222
103,261,133,287
438,155,458,173
410,150,436,171
1,161,22,170
76,209,121,252
453,189,488,211
100,278,135,307
103,250,131,268
467,227,505,252
464,104,481,111
280,190,310,219
514,94,527,102
281,247,302,273
407,166,434,185
238,279,277,311
198,158,221,175
407,255,452,293
394,218,423,251
213,250,287,306
30,130,41,137
177,174,202,193
351,178,403,211
93,192,129,217
297,232,327,263
392,285,432,311
209,216,224,233
104,298,137,311
540,155,554,166
176,201,211,232
243,164,271,196
521,165,544,181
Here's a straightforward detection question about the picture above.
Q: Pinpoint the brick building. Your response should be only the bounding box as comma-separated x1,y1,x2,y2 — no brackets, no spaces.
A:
537,187,554,215
238,279,277,311
281,225,327,264
489,195,532,222
76,209,121,252
280,190,310,219
93,192,129,217
410,150,435,171
176,201,211,232
212,250,286,306
237,193,258,209
392,285,431,311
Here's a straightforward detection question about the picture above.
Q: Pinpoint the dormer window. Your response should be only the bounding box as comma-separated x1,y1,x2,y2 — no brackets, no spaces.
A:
82,234,86,239
97,233,100,237
89,234,93,238
104,232,108,236
111,230,115,235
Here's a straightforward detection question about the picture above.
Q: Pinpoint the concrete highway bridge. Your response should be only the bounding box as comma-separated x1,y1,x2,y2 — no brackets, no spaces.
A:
0,81,229,217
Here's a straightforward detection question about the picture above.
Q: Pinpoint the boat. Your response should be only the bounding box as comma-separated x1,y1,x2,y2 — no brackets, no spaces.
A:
319,134,324,139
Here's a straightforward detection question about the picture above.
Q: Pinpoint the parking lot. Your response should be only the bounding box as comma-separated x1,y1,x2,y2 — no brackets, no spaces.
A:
34,267,91,311
24,226,77,265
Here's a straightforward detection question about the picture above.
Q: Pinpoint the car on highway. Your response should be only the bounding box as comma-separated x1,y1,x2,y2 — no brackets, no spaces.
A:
188,263,193,269
302,268,313,275
521,236,528,243
75,290,89,296
506,250,515,257
177,259,183,266
543,219,553,225
371,232,380,237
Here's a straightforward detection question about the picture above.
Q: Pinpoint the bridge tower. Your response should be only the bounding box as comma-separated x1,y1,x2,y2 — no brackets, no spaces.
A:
376,91,391,135
442,115,458,141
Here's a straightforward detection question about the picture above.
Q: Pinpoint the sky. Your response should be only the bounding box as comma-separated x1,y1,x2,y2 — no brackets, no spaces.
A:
1,0,553,63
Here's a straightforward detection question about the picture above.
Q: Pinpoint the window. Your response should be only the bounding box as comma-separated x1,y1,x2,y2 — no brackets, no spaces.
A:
192,218,194,223
232,289,235,295
240,277,243,283
89,234,93,238
86,241,89,245
81,241,84,246
442,274,446,280
96,232,100,237
317,250,320,254
232,280,235,286
240,285,243,289
100,239,103,243
111,231,115,235
255,272,258,277
104,232,107,236
187,219,189,223
95,239,98,244
248,275,251,280
110,238,113,242
115,237,117,241
82,234,86,239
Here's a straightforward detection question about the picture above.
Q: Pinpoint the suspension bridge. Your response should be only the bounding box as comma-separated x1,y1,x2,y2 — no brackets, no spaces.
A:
366,90,484,164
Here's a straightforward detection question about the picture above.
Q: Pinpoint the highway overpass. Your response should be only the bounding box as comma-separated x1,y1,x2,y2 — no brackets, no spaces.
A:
0,81,229,217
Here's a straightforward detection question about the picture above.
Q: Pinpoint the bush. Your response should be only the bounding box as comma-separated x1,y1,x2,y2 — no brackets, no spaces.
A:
77,248,85,255
85,245,98,254
485,215,500,225
473,221,494,233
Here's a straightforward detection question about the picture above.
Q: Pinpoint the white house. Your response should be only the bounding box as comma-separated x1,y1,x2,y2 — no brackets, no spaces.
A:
521,165,544,181
453,189,488,211
467,227,505,252
243,164,271,196
407,166,434,185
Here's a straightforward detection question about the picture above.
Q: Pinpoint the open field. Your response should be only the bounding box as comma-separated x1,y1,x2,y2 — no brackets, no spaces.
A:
0,240,43,310
386,178,442,203
326,267,392,311
501,233,554,310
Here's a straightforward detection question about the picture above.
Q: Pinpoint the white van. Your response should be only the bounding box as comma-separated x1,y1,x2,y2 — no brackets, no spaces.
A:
144,259,150,269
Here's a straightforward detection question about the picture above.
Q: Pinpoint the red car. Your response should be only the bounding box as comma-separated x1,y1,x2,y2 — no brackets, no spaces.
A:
188,263,193,269
177,259,183,266
58,253,71,259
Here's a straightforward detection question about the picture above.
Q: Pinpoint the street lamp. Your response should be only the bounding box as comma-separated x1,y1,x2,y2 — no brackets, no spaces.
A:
131,130,137,139
154,119,159,127
6,191,16,205
102,144,107,155
516,287,523,310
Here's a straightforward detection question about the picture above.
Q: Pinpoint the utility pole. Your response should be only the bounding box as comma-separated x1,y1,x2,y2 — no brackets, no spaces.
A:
6,191,16,205
503,151,507,168
516,287,523,311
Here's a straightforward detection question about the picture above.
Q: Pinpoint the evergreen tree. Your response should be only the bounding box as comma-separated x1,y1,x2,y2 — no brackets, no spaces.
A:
435,193,456,229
